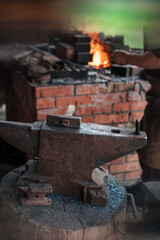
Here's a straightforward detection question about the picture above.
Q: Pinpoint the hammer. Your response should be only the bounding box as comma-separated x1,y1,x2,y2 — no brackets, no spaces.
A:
46,105,81,128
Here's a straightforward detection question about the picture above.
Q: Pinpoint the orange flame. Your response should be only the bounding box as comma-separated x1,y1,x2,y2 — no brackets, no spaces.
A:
88,33,111,69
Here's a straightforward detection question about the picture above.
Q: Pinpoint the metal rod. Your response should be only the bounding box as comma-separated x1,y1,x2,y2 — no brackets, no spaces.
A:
27,44,44,54
135,120,140,135
63,59,90,70
127,193,139,222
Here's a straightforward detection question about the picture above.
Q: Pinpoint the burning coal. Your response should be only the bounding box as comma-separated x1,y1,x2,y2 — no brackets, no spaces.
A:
88,32,111,69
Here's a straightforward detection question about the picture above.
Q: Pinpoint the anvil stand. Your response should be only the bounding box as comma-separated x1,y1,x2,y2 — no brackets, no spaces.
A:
0,106,147,240
0,164,127,240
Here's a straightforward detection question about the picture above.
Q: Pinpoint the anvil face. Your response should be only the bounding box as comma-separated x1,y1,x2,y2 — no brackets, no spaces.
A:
37,120,147,196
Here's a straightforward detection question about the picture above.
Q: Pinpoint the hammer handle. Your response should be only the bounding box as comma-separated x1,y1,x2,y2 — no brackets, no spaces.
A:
65,105,76,116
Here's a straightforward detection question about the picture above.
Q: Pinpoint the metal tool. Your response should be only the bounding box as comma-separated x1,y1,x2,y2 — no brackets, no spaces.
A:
0,106,147,206
135,119,140,135
18,183,53,207
47,104,81,128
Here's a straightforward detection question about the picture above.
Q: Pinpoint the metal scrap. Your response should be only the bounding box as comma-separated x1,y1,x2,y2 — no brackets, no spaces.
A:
21,46,64,77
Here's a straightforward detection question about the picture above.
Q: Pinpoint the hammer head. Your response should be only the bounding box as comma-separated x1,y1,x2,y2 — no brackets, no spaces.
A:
46,114,81,128
47,105,81,128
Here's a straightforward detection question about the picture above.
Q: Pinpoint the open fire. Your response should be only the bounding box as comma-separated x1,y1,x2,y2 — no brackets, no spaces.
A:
88,32,111,69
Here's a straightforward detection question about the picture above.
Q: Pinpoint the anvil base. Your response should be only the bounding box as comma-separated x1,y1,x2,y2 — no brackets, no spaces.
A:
16,160,109,207
0,164,127,240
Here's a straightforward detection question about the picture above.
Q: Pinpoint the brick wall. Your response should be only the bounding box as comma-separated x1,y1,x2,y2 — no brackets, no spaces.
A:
35,79,150,184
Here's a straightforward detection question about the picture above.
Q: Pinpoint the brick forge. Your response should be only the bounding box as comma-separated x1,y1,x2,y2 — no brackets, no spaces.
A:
7,72,151,184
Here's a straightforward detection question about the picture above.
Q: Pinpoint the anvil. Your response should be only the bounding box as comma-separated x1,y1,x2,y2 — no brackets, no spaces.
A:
0,111,147,206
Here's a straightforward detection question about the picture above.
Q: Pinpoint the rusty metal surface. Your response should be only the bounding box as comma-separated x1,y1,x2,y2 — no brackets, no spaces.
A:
47,114,81,128
17,183,53,207
0,114,147,206
83,184,108,207
0,120,42,155
38,121,146,177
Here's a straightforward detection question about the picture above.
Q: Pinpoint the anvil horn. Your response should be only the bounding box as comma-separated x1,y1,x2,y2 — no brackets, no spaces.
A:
0,120,42,155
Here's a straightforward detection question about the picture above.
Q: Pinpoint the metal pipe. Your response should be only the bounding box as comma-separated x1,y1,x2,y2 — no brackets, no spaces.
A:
127,193,139,223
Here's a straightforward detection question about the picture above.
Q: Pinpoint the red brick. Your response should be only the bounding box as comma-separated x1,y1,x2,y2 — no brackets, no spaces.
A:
36,97,55,109
140,91,146,101
113,102,130,112
56,96,93,108
102,157,126,168
95,113,128,124
102,164,109,170
77,104,111,116
76,84,107,95
112,156,126,164
37,112,47,120
37,107,67,120
36,85,74,98
94,92,127,104
113,173,125,183
108,81,134,93
93,104,112,114
56,95,93,108
56,96,76,107
82,116,94,123
128,91,140,101
37,74,51,83
106,92,127,103
129,111,144,122
127,153,139,162
93,95,106,105
56,42,75,61
99,84,108,94
125,170,142,180
110,162,141,174
129,101,147,111
76,95,92,105
139,80,151,92
134,82,140,92
77,105,93,115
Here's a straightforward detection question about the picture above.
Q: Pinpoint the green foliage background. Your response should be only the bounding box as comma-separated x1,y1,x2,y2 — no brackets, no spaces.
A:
70,0,160,48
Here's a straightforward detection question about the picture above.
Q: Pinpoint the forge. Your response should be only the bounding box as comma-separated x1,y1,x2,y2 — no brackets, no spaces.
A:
0,0,157,237
0,104,147,239
0,29,148,240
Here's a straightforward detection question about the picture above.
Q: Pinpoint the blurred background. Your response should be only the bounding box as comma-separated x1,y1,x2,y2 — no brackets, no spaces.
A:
0,0,159,48
70,0,160,48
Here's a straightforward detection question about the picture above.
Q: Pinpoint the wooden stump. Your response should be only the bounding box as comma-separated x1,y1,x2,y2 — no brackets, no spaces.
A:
0,165,127,240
